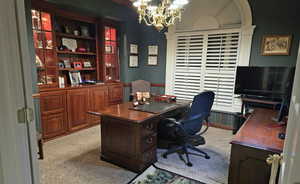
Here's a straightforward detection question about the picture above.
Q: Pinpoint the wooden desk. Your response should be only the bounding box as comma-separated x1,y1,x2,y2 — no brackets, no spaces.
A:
229,108,285,184
89,101,190,173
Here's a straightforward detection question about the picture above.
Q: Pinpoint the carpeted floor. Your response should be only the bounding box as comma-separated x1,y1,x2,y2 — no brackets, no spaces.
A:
39,125,233,184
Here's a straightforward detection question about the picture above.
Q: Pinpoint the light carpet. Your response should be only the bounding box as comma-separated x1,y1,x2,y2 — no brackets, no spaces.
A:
39,125,232,184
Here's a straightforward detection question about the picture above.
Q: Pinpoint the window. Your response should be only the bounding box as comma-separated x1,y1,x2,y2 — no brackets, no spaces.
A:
173,29,241,112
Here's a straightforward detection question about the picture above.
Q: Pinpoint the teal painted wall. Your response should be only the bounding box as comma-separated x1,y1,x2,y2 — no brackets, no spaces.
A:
248,0,300,67
138,24,167,84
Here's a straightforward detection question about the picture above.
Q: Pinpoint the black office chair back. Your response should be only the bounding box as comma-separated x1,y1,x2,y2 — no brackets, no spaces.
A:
182,91,215,135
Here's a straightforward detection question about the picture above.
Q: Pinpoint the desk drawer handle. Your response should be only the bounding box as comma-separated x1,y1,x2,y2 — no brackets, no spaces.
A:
146,137,153,144
146,123,154,130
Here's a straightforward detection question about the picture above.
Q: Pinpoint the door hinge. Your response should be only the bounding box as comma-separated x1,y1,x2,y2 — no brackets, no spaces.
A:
18,107,34,124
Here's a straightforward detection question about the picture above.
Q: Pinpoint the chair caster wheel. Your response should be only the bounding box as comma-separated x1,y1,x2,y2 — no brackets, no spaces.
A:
187,162,193,167
205,155,210,159
162,154,167,159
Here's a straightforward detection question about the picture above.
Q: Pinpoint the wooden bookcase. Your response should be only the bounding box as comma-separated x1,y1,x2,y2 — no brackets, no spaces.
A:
54,15,98,84
31,1,124,141
31,2,122,88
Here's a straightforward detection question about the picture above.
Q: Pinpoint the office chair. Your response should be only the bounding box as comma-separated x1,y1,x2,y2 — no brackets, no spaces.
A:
158,91,215,167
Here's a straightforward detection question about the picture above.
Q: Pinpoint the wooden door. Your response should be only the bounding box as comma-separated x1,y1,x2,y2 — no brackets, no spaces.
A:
40,91,67,139
108,84,123,105
89,86,108,125
67,89,89,131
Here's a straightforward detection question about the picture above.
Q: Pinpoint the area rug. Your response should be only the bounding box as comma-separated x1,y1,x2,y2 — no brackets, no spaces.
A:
128,165,205,184
155,145,230,184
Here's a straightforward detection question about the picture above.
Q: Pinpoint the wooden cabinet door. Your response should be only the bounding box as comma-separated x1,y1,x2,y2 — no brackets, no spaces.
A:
42,113,66,139
40,91,67,140
67,89,89,131
108,84,123,105
89,86,108,125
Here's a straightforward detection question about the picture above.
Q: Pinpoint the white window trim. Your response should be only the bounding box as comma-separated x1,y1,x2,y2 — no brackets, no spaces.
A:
165,26,255,113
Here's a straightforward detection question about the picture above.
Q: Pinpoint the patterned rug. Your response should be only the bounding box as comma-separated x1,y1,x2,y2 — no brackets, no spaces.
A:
128,165,205,184
155,146,230,184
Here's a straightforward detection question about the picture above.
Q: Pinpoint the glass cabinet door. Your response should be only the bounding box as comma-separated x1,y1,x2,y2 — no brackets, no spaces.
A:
31,9,57,87
103,26,119,82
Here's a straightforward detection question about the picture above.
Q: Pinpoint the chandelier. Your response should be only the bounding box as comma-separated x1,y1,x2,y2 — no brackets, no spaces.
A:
133,0,189,31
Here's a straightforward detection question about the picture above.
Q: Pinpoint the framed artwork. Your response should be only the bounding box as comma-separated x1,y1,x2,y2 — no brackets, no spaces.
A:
62,38,77,52
261,35,292,56
148,45,158,55
148,56,158,66
105,45,113,53
69,71,82,86
130,44,138,54
129,55,138,67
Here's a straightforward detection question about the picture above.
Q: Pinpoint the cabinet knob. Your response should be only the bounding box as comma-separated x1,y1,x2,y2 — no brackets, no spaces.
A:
146,123,154,130
146,137,153,144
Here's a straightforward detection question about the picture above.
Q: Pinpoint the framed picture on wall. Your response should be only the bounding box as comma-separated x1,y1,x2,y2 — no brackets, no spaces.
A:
148,45,158,55
148,56,158,66
130,44,138,54
129,55,138,68
261,35,292,56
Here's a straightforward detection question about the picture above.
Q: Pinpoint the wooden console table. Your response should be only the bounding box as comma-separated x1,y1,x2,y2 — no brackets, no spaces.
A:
89,101,190,173
229,108,285,184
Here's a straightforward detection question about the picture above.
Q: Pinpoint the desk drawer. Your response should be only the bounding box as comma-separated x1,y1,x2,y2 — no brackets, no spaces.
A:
142,147,156,164
141,133,157,152
141,120,158,137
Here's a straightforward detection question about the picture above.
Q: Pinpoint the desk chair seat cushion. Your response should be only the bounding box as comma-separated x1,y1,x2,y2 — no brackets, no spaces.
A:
157,116,206,149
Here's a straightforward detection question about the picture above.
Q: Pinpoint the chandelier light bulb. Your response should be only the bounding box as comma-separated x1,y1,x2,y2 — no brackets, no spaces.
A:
133,1,141,7
173,0,188,6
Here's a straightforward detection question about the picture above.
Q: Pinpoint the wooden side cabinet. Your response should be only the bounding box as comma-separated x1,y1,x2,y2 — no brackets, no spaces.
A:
67,89,90,131
89,86,108,125
228,109,284,184
229,144,274,184
40,91,67,140
108,83,123,105
39,83,123,140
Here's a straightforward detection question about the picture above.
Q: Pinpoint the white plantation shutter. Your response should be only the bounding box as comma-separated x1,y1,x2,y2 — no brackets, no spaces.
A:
204,32,240,110
172,30,241,112
174,34,204,100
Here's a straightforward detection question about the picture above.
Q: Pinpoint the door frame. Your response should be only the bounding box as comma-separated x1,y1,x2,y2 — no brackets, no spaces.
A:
0,0,39,183
279,44,300,183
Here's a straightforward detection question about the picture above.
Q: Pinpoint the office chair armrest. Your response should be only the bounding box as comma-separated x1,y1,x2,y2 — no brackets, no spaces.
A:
197,115,210,136
161,118,188,139
164,118,181,125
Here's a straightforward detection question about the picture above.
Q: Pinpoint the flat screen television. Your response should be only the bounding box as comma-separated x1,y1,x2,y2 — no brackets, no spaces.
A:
235,67,295,99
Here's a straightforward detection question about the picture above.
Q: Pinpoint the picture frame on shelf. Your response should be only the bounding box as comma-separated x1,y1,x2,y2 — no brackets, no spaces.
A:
62,38,77,52
63,59,71,68
129,55,139,68
83,60,92,68
105,45,113,53
69,71,82,86
261,35,292,56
